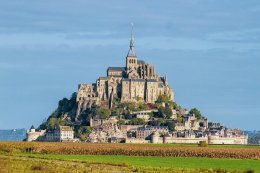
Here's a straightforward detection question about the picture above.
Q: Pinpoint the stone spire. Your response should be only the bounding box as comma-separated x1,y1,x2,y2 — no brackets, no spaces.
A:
165,75,168,85
127,23,136,57
130,23,134,49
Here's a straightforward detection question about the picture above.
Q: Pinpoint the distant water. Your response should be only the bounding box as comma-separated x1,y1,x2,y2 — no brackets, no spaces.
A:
0,129,26,141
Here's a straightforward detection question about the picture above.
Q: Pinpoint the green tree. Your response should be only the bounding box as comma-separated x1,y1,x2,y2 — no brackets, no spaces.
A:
128,102,136,111
77,126,92,141
148,112,154,119
138,101,148,110
111,109,120,117
189,108,203,119
136,96,142,102
37,92,79,130
158,106,173,119
91,106,111,119
47,118,58,130
129,118,145,125
164,121,175,131
156,94,170,103
176,114,182,123
99,108,111,119
168,101,178,110
84,126,92,133
58,118,66,126
155,94,179,111
118,119,126,125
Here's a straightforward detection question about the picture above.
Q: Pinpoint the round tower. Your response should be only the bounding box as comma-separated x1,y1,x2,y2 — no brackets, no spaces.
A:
151,131,159,144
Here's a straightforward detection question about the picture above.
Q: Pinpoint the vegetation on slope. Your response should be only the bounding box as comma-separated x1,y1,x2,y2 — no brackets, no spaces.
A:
37,92,205,140
38,92,77,130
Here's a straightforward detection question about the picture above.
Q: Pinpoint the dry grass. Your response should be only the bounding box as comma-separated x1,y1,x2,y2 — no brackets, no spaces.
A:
0,142,260,159
0,155,133,173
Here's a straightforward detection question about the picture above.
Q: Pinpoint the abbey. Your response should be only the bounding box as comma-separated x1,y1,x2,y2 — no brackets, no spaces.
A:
27,30,248,145
76,31,174,116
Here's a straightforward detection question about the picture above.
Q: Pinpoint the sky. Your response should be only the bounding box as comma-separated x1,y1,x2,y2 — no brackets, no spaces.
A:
0,0,259,130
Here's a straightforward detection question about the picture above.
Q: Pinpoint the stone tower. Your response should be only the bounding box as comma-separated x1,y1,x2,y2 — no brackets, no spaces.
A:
76,26,174,116
126,25,139,79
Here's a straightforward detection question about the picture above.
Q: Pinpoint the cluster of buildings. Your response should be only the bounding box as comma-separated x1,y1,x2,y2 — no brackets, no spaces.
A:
26,126,75,142
27,115,248,145
26,29,248,145
85,113,247,145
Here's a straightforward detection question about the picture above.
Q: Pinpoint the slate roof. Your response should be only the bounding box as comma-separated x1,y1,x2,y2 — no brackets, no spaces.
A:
109,75,123,77
99,76,109,80
131,79,146,82
137,60,146,64
147,79,157,82
122,78,130,81
107,67,126,71
137,125,168,131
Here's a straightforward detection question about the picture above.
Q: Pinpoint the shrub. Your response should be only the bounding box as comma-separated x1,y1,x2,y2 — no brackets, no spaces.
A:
198,141,208,147
31,165,43,171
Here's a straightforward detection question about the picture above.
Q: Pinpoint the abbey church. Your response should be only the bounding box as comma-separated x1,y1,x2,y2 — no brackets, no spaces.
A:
76,30,174,116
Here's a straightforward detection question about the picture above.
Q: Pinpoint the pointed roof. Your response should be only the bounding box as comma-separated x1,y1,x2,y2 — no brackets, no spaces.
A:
127,23,136,57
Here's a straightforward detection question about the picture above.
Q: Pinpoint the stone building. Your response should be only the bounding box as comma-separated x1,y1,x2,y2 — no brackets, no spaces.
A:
76,29,174,117
45,126,74,142
136,125,168,140
26,126,46,142
133,111,151,122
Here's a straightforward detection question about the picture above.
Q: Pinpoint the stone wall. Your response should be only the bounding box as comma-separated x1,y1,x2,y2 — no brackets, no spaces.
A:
208,136,248,145
164,137,208,144
26,129,46,142
125,138,150,144
125,135,248,145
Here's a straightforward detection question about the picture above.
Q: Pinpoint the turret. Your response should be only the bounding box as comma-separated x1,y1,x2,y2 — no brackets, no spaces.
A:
151,131,160,143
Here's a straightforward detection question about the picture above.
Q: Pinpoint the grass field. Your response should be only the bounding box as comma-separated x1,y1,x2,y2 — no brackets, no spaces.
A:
21,154,260,172
0,155,132,173
0,142,260,172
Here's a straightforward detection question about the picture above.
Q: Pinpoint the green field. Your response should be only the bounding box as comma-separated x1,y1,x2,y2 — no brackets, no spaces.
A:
1,142,260,173
20,153,260,172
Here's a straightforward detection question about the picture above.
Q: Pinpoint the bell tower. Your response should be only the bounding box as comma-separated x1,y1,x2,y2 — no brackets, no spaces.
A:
126,23,138,79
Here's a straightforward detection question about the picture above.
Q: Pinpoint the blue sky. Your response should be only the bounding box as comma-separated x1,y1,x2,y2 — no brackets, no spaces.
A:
0,0,259,130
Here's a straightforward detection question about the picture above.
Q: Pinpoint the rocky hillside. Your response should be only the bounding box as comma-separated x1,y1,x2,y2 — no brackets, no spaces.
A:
38,92,197,141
